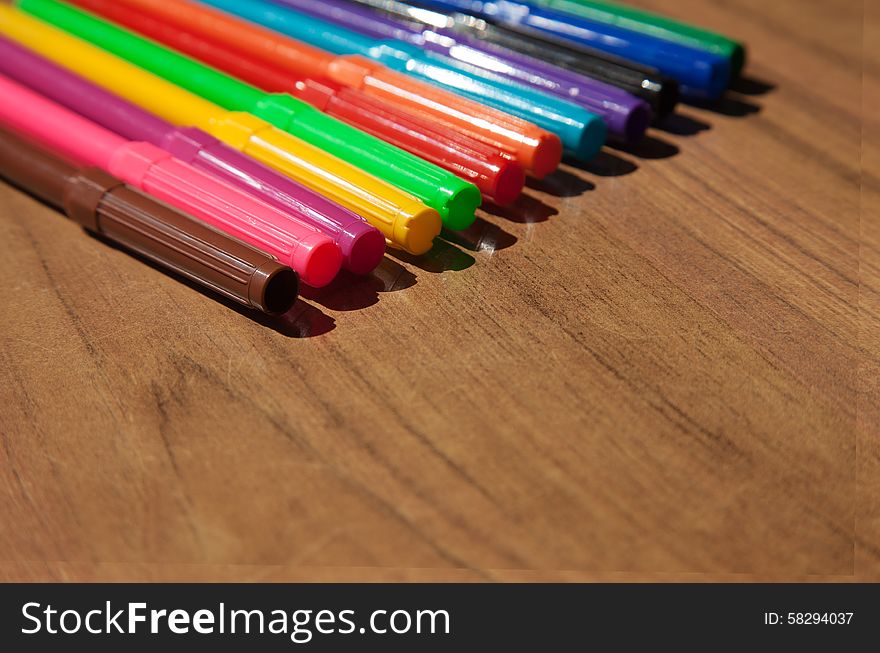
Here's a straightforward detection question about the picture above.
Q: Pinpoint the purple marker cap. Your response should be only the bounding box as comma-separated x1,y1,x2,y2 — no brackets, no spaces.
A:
0,34,386,274
278,0,651,143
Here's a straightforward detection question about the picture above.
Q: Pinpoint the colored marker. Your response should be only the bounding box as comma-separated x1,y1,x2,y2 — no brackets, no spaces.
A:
529,0,746,77
67,0,526,206
0,8,442,255
0,125,299,315
0,35,385,275
274,0,651,143
354,0,679,119
198,0,606,160
412,0,730,100
0,74,343,287
107,3,559,177
20,0,481,230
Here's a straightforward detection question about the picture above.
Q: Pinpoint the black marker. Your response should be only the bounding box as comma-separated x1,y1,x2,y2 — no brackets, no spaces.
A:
350,0,680,118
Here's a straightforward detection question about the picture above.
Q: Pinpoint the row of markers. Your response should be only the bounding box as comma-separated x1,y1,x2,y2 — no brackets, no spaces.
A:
0,0,745,316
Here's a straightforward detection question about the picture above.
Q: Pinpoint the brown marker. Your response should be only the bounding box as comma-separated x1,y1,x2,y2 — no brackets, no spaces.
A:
0,125,298,315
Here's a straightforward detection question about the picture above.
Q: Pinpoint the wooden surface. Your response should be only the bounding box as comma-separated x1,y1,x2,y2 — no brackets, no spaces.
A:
1,0,878,582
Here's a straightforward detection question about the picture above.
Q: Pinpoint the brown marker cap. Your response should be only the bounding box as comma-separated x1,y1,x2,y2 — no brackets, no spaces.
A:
0,125,298,315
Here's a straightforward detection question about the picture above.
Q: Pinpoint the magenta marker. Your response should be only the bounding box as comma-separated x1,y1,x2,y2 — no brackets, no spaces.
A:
0,72,344,287
0,35,385,274
277,0,651,142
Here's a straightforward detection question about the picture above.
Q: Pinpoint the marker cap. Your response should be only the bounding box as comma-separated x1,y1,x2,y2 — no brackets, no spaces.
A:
212,111,442,255
0,125,299,314
162,127,386,274
68,169,301,313
534,0,746,77
333,55,563,176
257,92,481,228
109,141,343,288
370,39,608,159
302,81,525,205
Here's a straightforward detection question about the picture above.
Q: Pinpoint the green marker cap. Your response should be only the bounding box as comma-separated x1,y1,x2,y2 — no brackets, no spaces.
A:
538,0,746,78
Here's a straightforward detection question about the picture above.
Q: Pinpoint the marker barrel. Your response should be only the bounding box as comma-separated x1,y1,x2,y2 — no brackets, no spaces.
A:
0,35,386,274
0,126,299,315
413,0,730,100
416,30,650,142
476,20,678,118
45,0,481,230
533,0,746,77
308,83,525,205
283,0,650,143
71,0,524,205
362,0,680,119
201,0,606,160
0,7,442,255
0,75,343,287
100,0,561,177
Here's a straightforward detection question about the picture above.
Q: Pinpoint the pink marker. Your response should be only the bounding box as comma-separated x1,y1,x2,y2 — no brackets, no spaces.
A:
0,74,342,287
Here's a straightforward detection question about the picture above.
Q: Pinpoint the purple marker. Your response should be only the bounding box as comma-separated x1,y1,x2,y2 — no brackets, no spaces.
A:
0,35,386,274
276,0,651,143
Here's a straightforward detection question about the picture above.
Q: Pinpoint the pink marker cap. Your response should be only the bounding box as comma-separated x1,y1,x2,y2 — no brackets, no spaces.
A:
110,142,342,287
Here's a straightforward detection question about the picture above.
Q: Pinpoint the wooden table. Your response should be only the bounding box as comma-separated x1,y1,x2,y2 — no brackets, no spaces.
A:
1,0,877,582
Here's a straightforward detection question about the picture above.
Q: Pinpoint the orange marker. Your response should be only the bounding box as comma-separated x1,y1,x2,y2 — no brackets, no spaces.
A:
101,0,562,177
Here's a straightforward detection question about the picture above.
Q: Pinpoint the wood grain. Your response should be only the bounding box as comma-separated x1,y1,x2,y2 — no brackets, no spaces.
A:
0,0,877,582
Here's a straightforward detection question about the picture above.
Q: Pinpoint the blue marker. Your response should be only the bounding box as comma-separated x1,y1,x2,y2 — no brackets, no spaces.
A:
415,0,731,100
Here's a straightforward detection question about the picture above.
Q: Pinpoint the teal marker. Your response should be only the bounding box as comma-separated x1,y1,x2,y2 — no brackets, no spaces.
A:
200,0,607,161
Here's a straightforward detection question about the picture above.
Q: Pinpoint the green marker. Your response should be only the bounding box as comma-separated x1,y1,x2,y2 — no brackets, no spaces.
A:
536,0,746,78
20,0,481,229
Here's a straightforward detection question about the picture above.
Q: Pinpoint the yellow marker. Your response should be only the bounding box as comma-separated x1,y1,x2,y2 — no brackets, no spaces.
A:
0,7,440,254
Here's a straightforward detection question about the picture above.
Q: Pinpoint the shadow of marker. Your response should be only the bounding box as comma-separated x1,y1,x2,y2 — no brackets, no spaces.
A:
526,168,596,197
266,300,336,337
607,134,680,160
299,271,379,312
389,239,476,273
370,257,418,292
87,231,336,337
655,112,712,136
562,149,638,177
481,193,558,224
441,217,517,252
729,75,776,96
687,93,762,117
300,258,419,311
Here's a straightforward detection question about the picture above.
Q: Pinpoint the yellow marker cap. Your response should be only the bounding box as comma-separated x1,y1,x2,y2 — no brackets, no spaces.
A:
214,111,439,254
